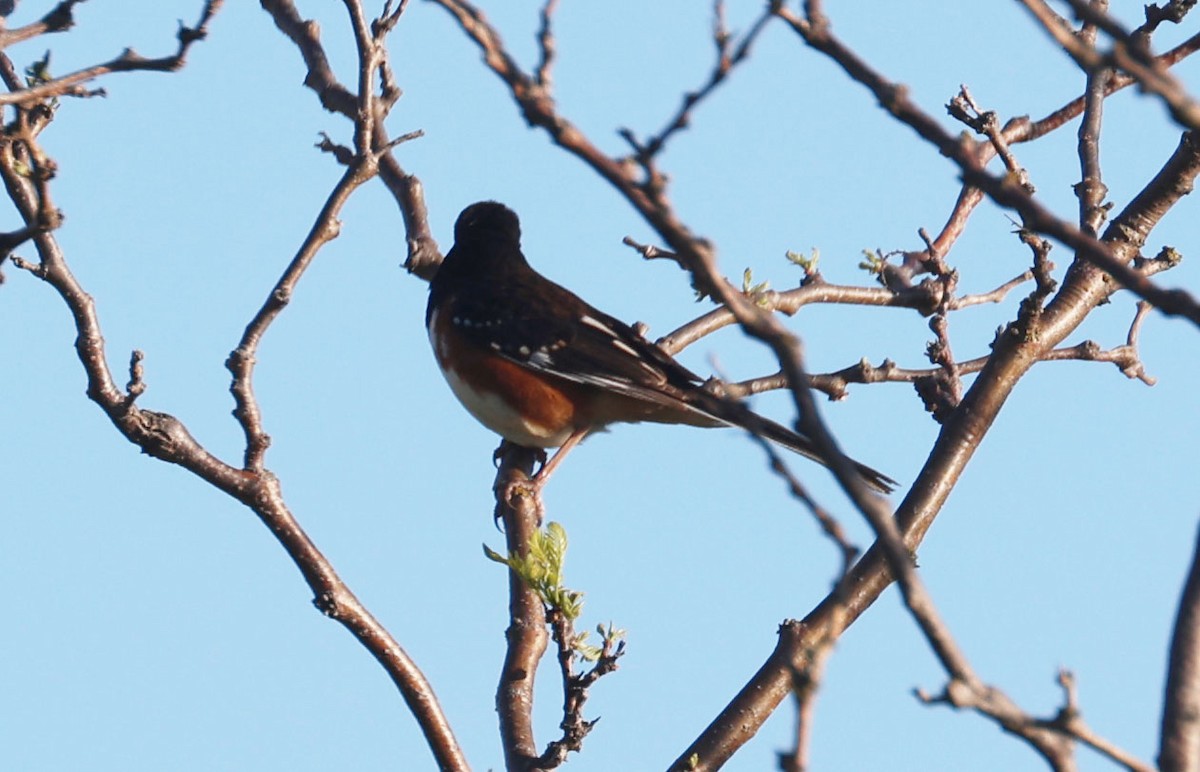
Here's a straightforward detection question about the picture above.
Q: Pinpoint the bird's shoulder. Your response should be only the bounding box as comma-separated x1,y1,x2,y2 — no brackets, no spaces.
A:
430,256,702,393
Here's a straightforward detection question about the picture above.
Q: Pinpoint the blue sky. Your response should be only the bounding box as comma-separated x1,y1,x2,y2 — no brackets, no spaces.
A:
3,2,1198,770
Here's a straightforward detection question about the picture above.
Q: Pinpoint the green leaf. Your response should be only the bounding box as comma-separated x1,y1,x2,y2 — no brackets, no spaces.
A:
486,522,588,619
786,248,819,272
741,267,769,296
858,248,886,275
482,543,509,564
25,51,52,87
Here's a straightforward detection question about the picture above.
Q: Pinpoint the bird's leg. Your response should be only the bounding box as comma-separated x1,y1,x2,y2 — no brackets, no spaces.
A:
492,432,587,524
497,429,589,511
492,432,590,528
531,429,588,486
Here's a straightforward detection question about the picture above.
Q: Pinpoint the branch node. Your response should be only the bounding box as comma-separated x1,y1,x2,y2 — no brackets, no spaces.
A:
316,132,355,166
124,349,146,403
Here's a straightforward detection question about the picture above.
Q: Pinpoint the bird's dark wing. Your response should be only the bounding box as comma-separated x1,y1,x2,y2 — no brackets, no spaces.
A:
440,271,897,493
443,272,707,412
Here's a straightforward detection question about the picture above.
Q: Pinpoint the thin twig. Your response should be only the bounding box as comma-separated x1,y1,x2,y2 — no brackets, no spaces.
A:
947,85,1035,193
227,165,367,469
1019,0,1200,130
752,435,858,575
536,612,623,768
0,0,223,106
534,0,560,89
1033,670,1154,772
1075,3,1111,237
922,29,1200,264
427,2,1200,768
776,4,1200,327
626,2,774,161
778,608,844,772
240,4,468,766
0,0,84,50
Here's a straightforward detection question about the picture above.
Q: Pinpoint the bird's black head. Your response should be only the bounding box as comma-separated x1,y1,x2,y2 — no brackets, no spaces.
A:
454,201,521,247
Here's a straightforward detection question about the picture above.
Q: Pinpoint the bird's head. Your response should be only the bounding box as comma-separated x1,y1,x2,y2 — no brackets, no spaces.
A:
454,201,521,248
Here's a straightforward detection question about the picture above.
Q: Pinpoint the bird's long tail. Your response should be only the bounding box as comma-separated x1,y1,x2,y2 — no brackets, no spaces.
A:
684,390,897,494
750,412,897,494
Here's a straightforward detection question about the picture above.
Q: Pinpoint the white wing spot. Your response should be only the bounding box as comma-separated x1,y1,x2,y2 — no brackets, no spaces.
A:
452,314,503,330
639,359,661,375
580,314,619,338
611,338,640,358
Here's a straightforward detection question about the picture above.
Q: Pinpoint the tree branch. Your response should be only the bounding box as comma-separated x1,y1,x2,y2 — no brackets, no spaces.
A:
9,2,465,768
493,444,551,771
776,3,1200,327
671,5,1200,766
619,1,774,162
0,0,223,105
1159,522,1200,772
922,29,1200,266
1018,0,1200,131
427,2,1198,767
0,0,84,50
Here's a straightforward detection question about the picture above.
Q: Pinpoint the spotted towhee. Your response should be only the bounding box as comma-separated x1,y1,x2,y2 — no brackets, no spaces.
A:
426,201,895,494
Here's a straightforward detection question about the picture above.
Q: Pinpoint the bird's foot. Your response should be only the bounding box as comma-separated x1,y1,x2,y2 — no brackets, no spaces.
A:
493,443,547,469
493,472,545,526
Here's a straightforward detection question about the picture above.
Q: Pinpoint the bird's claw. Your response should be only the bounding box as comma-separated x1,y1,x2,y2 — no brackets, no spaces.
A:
493,442,547,470
492,470,547,527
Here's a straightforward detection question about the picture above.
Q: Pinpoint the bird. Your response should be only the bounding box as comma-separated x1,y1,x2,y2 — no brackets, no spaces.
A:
426,201,895,494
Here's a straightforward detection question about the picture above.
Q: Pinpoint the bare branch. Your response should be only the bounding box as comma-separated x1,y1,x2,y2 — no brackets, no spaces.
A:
235,5,468,765
0,222,38,258
1042,303,1157,384
777,609,843,772
947,85,1035,194
1160,521,1200,772
1075,4,1112,237
234,0,400,466
534,0,560,89
3,3,468,768
1018,0,1200,130
537,612,624,768
0,0,223,106
1043,670,1155,772
667,6,1200,762
227,163,367,470
0,0,83,49
260,0,356,116
422,3,1200,767
492,443,552,770
1141,0,1198,37
924,30,1200,264
1032,30,1200,139
752,435,858,575
776,4,1200,327
622,2,774,161
261,0,440,278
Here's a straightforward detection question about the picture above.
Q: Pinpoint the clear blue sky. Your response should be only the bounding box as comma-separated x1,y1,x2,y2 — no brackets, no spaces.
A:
3,2,1198,770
